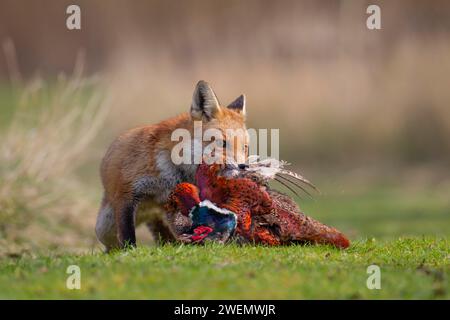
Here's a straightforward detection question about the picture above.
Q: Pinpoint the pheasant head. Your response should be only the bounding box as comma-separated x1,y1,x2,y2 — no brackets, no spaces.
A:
165,180,237,243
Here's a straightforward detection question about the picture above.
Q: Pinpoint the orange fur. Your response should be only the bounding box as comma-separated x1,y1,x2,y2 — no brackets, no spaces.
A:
95,81,248,250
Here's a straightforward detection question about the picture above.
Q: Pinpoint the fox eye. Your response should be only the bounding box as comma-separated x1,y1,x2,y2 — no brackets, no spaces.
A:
222,140,227,148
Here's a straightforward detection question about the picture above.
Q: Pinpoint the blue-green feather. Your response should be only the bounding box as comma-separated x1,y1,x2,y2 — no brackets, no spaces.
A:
190,205,237,240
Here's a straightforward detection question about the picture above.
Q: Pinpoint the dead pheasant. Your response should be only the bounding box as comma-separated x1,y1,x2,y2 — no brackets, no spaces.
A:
165,161,350,249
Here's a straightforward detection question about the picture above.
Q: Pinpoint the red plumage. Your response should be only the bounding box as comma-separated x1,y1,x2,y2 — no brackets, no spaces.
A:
166,163,350,249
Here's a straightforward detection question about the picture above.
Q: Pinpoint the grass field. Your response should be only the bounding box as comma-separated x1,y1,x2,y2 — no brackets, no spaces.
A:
1,0,450,300
0,238,448,299
0,185,448,299
0,81,449,299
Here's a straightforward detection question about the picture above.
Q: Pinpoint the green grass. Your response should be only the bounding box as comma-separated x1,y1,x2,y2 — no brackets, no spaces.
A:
299,184,450,239
0,86,449,299
0,183,448,299
0,238,448,299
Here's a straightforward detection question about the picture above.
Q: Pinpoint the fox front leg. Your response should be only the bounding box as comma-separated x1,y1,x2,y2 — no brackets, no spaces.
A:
115,201,137,248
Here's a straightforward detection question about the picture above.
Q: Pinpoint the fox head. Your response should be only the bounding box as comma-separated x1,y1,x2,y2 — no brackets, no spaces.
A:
190,80,249,167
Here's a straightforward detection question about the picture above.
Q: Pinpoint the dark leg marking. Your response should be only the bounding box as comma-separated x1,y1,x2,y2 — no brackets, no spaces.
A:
118,202,137,248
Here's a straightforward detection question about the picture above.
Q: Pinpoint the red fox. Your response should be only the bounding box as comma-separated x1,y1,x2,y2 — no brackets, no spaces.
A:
95,81,248,250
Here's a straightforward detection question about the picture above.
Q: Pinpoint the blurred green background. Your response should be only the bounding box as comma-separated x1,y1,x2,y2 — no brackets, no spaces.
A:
0,0,449,254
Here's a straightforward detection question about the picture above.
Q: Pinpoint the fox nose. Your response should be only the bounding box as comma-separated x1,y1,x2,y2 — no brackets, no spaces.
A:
238,163,248,170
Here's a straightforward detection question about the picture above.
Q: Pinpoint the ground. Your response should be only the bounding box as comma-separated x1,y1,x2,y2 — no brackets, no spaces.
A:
0,85,449,299
0,238,448,299
0,185,448,299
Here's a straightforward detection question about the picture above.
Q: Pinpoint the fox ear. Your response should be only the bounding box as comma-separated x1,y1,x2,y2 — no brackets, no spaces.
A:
227,94,246,116
191,80,221,121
